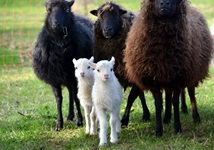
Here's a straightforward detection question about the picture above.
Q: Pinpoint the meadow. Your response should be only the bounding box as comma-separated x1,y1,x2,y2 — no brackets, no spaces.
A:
0,0,214,149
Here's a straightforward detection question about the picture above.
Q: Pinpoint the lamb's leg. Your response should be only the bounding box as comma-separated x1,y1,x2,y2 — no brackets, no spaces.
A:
70,86,83,126
84,105,91,134
151,88,163,137
110,112,118,144
90,106,97,135
187,87,200,123
181,89,188,113
173,88,182,134
116,109,121,133
97,109,107,146
163,89,172,124
51,85,63,131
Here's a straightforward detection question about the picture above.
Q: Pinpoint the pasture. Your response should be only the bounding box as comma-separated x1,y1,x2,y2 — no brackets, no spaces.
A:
0,0,214,149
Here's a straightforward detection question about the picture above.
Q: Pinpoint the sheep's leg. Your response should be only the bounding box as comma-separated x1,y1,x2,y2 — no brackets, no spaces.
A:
97,109,107,146
67,86,74,121
139,88,150,121
121,85,150,126
84,105,91,134
116,107,121,133
69,86,83,126
187,87,200,123
110,112,118,144
181,89,188,113
52,85,63,131
90,106,97,135
173,88,182,134
163,89,172,124
151,88,163,137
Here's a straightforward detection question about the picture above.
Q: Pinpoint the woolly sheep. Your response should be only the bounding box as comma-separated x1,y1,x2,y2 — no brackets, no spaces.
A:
73,57,97,135
123,0,213,136
89,57,123,146
32,0,93,130
90,1,150,127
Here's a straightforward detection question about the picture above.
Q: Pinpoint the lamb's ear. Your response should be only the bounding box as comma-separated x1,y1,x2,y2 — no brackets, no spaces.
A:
89,56,94,62
72,58,77,65
110,57,115,66
88,62,96,69
68,0,75,7
119,8,127,15
90,10,98,16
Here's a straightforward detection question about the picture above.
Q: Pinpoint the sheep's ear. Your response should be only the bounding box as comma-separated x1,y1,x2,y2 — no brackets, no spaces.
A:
68,0,75,7
88,62,96,69
90,10,98,16
89,57,94,62
72,58,77,65
119,9,127,15
110,57,115,66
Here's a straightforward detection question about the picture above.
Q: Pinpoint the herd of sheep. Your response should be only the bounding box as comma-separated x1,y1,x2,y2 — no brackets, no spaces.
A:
32,0,214,146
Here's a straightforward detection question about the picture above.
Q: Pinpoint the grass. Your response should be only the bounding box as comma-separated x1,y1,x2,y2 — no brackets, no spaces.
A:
0,0,214,149
0,67,214,149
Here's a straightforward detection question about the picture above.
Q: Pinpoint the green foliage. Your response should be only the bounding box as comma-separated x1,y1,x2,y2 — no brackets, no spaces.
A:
0,68,214,149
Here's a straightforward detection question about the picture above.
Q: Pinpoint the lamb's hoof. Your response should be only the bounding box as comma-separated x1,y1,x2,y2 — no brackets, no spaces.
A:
90,132,97,136
110,139,118,144
99,142,108,147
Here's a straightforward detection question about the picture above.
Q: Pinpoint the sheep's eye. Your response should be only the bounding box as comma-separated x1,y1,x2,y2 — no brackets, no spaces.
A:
97,69,100,72
110,68,113,71
75,67,77,70
87,66,90,69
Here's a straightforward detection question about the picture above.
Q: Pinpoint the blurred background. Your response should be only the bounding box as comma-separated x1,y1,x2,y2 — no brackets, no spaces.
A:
0,0,213,75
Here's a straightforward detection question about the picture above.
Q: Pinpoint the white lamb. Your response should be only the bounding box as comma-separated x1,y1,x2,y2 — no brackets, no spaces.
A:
73,57,97,135
89,57,123,146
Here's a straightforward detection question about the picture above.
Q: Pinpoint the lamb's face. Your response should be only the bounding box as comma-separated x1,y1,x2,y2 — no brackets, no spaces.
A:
89,57,115,82
90,2,127,39
73,57,94,79
154,0,181,18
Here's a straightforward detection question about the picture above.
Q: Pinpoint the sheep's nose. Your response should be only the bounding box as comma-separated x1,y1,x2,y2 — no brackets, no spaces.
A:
104,27,113,33
160,1,170,7
52,22,61,29
104,74,109,79
80,72,85,77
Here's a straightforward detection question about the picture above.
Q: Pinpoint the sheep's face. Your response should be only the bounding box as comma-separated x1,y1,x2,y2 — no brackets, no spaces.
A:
154,0,181,18
45,0,74,37
89,57,115,82
90,3,127,39
73,57,94,79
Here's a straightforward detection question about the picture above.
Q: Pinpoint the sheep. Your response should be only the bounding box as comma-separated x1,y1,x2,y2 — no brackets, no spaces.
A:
73,57,97,135
89,57,123,146
123,0,213,136
90,1,150,127
32,0,93,131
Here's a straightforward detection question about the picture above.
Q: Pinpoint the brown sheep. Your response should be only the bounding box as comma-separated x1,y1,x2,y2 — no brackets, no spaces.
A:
123,0,213,136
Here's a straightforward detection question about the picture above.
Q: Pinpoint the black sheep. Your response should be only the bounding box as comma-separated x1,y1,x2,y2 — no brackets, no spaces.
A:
33,0,93,131
90,1,150,126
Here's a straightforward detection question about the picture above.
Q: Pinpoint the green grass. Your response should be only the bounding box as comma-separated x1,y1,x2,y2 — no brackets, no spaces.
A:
0,67,214,149
0,1,214,149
